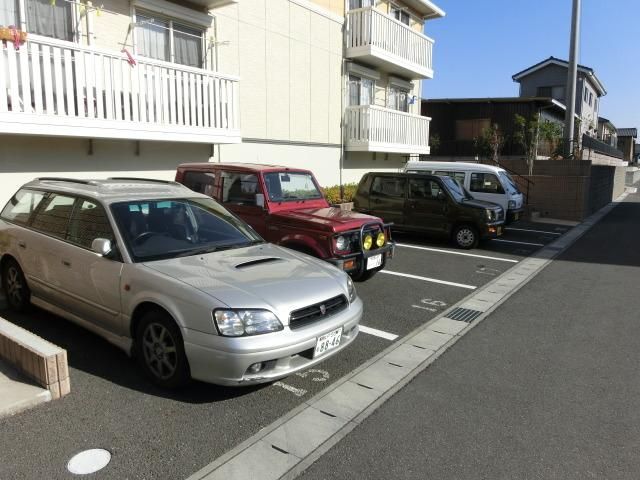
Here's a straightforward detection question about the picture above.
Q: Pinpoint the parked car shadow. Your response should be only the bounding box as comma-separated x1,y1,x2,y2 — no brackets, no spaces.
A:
0,306,268,404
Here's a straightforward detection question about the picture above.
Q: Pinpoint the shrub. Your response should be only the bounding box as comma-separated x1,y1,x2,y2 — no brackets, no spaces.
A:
321,183,358,204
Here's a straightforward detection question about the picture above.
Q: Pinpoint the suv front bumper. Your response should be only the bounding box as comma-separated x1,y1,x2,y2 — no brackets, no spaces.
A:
327,241,395,273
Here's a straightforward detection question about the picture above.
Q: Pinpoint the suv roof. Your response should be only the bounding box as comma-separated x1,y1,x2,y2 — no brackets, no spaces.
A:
178,162,313,174
22,177,205,204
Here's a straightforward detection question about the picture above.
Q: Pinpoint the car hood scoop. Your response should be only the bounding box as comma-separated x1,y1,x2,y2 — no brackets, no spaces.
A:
142,243,345,325
234,257,282,269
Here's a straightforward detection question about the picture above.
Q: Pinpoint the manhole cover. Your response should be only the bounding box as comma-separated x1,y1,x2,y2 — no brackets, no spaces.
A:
67,449,111,475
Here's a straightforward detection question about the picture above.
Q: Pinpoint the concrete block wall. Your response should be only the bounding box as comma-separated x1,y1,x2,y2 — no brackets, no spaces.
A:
0,318,70,400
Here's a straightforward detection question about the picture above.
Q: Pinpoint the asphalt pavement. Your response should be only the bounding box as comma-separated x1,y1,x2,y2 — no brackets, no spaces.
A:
0,219,568,479
298,193,640,480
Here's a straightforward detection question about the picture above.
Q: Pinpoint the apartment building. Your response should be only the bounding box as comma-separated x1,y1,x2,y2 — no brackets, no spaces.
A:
0,0,443,206
342,0,444,181
0,0,246,206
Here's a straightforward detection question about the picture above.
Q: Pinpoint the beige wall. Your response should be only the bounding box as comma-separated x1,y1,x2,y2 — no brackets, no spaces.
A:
309,0,344,17
0,136,212,207
342,152,410,184
214,0,343,145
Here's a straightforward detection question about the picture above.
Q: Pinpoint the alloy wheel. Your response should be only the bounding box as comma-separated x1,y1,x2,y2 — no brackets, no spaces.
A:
5,265,24,307
141,322,178,381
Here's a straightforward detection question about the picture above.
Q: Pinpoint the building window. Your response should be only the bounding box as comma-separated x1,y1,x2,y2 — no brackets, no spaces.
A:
455,118,490,141
584,87,588,102
371,176,405,198
135,10,204,68
0,0,18,27
1,0,74,41
588,92,593,107
390,4,410,25
537,86,552,97
388,86,409,112
349,74,374,106
349,0,374,9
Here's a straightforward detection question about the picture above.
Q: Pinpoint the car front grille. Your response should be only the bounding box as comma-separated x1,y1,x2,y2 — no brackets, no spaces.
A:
289,294,348,330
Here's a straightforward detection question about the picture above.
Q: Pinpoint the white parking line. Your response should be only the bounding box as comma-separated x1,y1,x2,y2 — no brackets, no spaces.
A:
359,325,398,341
396,243,518,263
491,238,545,247
381,270,477,290
506,227,562,235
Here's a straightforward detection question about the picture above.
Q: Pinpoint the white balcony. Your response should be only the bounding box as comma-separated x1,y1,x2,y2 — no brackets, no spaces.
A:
346,7,434,80
345,105,431,155
0,35,240,144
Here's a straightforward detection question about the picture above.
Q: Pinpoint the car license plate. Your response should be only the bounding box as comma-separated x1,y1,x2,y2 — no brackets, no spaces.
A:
366,254,382,270
314,327,343,358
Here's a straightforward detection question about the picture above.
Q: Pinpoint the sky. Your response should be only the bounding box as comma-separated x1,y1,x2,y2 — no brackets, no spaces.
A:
423,0,639,131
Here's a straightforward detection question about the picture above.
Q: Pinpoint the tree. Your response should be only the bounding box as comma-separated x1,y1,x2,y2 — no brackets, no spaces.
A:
429,133,440,155
513,113,539,175
474,123,504,164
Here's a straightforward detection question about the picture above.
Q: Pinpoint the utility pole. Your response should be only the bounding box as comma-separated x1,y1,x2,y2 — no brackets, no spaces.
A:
564,0,581,157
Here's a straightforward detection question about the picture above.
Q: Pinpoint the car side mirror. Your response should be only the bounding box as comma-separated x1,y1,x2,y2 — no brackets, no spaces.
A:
256,193,265,208
437,191,446,201
91,238,112,256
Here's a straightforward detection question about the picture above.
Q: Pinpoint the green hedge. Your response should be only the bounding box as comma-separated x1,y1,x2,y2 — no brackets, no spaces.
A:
321,183,358,205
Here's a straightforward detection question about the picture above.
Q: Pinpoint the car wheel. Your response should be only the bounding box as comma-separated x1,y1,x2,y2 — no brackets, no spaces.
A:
135,310,190,388
2,259,31,312
453,225,479,250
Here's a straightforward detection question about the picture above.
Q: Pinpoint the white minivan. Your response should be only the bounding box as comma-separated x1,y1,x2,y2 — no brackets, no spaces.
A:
404,161,525,222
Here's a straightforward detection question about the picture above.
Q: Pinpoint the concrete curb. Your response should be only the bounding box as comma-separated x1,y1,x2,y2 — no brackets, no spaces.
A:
186,193,628,480
0,361,52,419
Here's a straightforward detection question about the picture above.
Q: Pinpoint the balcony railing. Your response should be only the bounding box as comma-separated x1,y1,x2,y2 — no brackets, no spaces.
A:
0,34,240,143
345,105,430,154
346,7,434,79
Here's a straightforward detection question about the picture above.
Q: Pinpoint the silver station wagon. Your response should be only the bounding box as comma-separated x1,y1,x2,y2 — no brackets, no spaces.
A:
0,178,362,387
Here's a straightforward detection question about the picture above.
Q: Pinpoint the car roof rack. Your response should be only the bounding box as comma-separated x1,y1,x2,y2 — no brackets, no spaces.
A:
36,177,97,185
108,177,180,185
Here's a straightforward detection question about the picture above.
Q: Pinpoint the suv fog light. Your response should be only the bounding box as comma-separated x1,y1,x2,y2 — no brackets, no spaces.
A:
363,234,373,250
376,232,385,247
247,362,265,374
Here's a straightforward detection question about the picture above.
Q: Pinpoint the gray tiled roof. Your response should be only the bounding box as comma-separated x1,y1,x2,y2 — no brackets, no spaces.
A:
617,128,637,138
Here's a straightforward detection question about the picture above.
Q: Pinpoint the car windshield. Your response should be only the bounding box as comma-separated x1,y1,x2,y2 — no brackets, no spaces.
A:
111,198,263,262
263,172,323,202
442,176,473,202
499,171,521,194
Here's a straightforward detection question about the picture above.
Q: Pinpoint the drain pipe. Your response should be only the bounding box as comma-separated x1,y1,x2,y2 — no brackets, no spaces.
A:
339,0,349,199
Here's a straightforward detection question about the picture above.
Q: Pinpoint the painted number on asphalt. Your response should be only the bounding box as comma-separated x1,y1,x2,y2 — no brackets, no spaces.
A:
412,298,447,312
296,369,330,382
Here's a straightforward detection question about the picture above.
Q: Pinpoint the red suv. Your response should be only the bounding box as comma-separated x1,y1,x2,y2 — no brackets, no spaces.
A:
175,163,394,281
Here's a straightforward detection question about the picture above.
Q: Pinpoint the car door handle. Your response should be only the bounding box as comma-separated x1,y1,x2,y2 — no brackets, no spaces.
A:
62,260,72,267
18,241,26,249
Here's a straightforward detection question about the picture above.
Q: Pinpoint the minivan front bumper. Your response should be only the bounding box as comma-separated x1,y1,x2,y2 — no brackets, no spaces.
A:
182,298,363,386
507,208,525,223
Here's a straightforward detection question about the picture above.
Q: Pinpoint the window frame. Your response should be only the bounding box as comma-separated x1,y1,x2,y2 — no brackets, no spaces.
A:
7,0,79,42
133,8,206,68
66,198,116,251
390,2,411,26
219,170,261,206
348,74,375,107
29,191,77,240
370,176,407,199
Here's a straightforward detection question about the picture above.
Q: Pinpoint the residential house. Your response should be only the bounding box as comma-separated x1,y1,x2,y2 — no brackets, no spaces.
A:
341,0,445,181
617,128,637,163
597,117,617,148
421,97,566,161
0,0,241,207
512,56,606,140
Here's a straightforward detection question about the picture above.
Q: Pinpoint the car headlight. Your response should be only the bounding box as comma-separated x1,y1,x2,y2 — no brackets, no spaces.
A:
376,232,385,247
363,234,373,250
335,235,349,251
486,209,496,221
214,309,283,337
347,276,356,302
508,200,516,209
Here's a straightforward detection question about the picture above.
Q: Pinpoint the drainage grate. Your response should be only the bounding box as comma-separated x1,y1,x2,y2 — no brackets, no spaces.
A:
445,307,483,323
